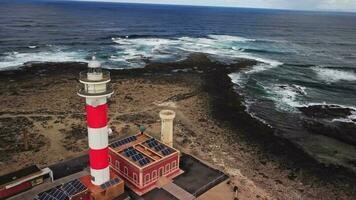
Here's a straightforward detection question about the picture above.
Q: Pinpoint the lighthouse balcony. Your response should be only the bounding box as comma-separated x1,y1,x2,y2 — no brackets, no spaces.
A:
77,84,114,98
79,70,111,84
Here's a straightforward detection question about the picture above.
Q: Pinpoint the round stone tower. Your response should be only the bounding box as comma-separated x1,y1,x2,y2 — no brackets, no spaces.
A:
159,110,176,147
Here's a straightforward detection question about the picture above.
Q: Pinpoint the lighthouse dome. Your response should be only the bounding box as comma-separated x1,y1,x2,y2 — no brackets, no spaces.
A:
88,57,101,68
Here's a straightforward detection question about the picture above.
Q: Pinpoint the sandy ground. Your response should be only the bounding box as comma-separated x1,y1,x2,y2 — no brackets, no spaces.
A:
0,60,355,200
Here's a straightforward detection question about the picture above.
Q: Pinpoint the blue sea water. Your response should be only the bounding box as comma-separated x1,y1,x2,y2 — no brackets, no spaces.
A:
1,1,356,166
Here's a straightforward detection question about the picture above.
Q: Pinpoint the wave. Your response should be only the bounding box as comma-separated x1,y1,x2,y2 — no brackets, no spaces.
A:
312,66,356,83
264,84,307,112
0,34,285,70
207,34,256,42
110,34,284,68
0,47,87,70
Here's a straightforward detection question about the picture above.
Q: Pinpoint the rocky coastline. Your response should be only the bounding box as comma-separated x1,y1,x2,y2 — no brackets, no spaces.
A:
1,54,356,199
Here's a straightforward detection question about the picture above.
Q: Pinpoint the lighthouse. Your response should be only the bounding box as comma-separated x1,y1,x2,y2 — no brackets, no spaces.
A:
78,57,113,186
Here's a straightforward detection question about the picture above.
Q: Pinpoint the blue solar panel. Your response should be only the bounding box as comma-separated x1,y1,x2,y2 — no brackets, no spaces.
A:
38,193,57,200
155,145,165,151
62,183,76,196
69,179,87,193
138,157,151,166
138,160,145,166
47,188,67,200
161,148,173,156
100,178,121,190
132,154,138,161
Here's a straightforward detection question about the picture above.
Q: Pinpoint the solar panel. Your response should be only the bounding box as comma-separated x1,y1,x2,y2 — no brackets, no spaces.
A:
132,155,138,161
70,179,87,193
138,160,145,166
132,154,142,161
38,193,57,200
161,149,173,156
47,188,67,200
62,183,76,196
100,178,121,190
155,144,164,151
128,151,134,157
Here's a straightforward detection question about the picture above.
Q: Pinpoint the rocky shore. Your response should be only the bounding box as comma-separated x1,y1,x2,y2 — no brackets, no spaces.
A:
1,54,356,199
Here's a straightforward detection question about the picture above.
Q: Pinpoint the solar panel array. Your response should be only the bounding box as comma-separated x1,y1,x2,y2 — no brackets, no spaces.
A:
34,179,87,200
123,147,151,167
138,158,150,166
100,177,121,190
109,135,137,148
145,138,174,156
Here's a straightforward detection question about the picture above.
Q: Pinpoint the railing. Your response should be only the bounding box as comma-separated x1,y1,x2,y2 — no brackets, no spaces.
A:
77,84,114,97
79,70,111,82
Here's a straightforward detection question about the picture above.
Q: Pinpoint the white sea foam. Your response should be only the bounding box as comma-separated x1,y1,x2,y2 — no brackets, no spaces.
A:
0,48,86,70
265,84,307,112
332,112,356,124
208,34,256,42
110,35,283,68
0,34,284,70
312,67,356,82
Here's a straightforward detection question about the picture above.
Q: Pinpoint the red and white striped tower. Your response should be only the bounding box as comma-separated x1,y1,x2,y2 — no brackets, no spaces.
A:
78,58,114,186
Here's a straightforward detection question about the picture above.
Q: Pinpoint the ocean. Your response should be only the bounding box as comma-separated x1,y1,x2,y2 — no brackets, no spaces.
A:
1,0,356,169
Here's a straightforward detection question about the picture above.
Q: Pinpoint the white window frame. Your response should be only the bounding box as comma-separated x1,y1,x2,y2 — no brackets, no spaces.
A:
144,174,150,184
152,170,157,180
159,167,164,177
115,160,120,170
124,166,128,175
133,172,138,183
165,164,170,173
172,160,177,169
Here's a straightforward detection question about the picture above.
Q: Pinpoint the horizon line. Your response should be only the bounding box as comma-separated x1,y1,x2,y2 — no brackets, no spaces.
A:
4,0,356,13
70,0,356,13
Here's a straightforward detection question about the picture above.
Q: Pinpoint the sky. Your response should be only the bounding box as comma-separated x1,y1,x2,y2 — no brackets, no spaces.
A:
75,0,356,12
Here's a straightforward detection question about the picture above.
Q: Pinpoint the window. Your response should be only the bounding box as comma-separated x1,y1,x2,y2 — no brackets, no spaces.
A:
144,174,150,184
124,166,128,175
133,173,138,183
115,160,120,170
165,164,170,173
159,167,164,177
172,161,177,169
152,170,157,180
